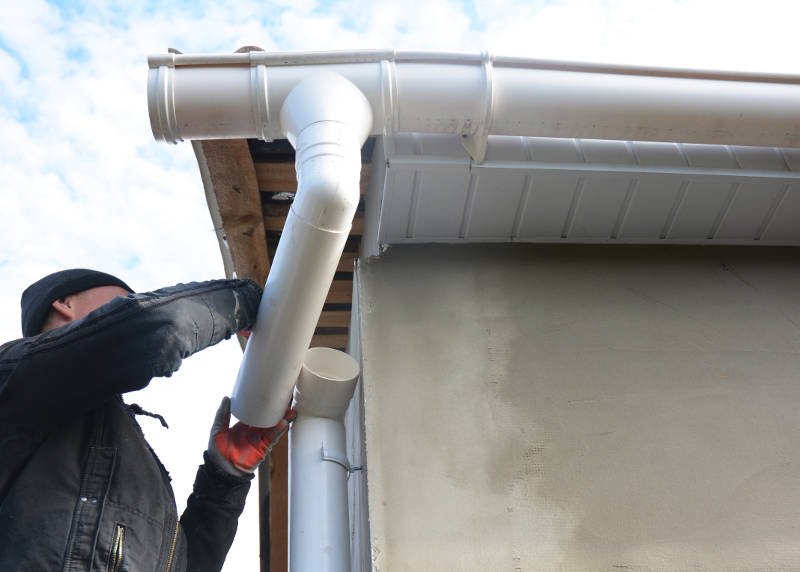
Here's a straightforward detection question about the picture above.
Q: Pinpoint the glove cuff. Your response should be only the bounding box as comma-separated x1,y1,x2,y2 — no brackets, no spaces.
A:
202,450,256,482
207,445,255,478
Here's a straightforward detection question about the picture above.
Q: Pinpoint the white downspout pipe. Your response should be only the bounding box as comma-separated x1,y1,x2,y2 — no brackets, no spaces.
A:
290,347,361,572
230,71,372,426
148,65,370,571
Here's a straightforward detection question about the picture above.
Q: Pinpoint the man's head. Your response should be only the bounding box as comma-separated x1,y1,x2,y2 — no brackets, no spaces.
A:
21,269,133,337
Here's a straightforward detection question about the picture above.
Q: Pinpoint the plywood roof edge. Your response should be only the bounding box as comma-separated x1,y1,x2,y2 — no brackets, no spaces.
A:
194,139,271,285
193,140,236,279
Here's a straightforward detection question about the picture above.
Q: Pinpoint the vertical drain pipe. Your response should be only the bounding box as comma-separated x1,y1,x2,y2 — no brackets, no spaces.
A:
290,347,360,571
231,71,372,427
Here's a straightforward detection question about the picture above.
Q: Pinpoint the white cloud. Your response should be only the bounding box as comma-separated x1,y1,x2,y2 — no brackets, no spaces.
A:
1,0,798,569
0,50,26,101
475,0,800,72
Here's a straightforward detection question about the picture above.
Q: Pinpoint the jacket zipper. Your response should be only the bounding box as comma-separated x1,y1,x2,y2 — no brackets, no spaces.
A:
165,522,179,572
108,524,125,572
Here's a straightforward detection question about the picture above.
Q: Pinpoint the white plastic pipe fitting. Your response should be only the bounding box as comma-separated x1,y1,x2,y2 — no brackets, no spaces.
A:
290,347,361,572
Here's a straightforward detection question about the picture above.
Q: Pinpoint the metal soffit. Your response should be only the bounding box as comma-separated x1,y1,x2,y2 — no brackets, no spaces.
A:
372,134,800,247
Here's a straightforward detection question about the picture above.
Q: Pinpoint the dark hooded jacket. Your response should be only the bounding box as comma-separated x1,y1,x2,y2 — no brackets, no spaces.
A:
0,279,262,572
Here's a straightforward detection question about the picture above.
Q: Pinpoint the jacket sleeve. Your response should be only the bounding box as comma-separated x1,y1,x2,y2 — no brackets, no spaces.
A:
180,452,255,572
0,279,262,428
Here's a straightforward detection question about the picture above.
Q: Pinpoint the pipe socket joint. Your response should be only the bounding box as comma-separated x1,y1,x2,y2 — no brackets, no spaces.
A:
293,347,360,420
292,125,364,232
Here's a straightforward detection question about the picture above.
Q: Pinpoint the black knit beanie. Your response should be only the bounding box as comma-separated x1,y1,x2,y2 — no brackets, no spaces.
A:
21,269,133,337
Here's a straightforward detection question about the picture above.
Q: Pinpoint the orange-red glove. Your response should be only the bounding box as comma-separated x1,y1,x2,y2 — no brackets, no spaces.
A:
208,396,297,476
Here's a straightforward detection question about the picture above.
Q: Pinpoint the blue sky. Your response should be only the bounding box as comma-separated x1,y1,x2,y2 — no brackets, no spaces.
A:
1,0,798,569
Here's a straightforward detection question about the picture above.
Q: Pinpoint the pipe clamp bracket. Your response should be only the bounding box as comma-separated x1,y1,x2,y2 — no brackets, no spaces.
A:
320,443,360,477
460,51,495,164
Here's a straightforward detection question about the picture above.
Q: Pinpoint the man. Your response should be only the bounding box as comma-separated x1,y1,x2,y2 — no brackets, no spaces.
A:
0,269,294,571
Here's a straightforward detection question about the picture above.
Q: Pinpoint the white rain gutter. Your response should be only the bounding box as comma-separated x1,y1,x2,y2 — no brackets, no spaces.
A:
149,49,800,167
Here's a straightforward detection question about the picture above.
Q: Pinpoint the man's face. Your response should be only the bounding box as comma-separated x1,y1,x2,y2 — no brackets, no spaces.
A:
69,286,131,322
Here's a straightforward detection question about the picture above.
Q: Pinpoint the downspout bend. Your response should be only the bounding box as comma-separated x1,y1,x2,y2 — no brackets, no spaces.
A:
231,72,372,427
281,71,373,232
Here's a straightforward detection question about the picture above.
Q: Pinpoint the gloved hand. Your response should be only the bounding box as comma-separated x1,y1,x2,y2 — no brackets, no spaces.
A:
208,396,297,476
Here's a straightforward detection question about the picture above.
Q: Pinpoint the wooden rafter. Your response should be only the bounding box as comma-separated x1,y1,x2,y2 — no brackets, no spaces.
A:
196,140,270,285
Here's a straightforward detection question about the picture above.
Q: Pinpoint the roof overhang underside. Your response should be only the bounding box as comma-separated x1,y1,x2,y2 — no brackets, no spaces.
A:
197,133,800,321
363,134,800,255
197,133,800,350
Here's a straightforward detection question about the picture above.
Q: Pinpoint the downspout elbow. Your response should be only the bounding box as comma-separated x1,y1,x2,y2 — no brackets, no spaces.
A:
281,71,373,232
290,137,364,232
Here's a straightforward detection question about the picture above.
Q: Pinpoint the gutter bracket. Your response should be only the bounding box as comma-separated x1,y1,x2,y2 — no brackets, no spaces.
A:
250,63,272,142
460,51,494,164
380,59,398,158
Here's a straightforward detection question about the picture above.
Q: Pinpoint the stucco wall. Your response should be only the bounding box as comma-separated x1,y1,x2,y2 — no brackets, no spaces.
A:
357,244,800,571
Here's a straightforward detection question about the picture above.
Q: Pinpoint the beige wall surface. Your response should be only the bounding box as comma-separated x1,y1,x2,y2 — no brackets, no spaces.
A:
357,245,800,571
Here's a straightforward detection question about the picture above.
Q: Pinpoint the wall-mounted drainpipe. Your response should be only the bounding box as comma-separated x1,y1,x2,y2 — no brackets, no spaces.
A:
230,71,372,427
290,347,361,572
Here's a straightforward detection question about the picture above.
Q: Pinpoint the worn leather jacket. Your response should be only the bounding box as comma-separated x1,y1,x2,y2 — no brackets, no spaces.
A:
0,279,262,572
